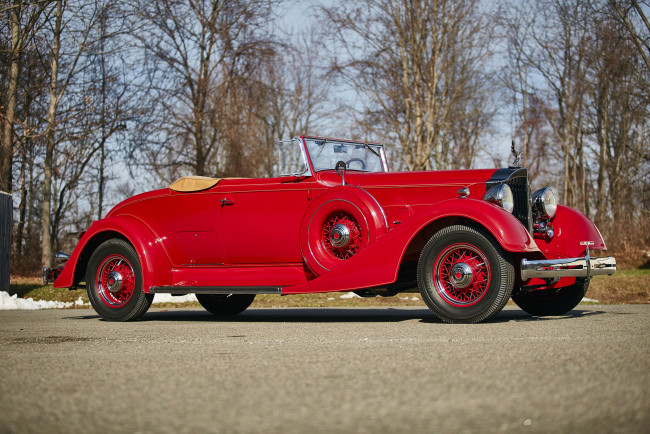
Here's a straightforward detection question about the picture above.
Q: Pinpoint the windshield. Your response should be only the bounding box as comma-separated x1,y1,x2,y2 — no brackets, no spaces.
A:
304,138,385,173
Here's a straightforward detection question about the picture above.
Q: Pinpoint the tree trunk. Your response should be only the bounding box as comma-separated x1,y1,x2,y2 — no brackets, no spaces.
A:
42,0,63,268
0,2,22,194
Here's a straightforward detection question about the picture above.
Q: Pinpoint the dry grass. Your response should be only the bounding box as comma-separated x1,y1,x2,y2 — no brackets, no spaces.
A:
587,269,650,304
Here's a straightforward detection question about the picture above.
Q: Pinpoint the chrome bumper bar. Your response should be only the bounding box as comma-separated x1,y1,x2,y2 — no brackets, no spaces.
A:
521,255,616,280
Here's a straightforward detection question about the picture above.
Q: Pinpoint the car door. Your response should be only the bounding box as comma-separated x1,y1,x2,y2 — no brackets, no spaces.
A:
135,189,227,267
218,177,311,265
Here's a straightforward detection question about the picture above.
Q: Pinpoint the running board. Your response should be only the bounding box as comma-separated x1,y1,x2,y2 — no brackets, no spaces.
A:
149,286,282,295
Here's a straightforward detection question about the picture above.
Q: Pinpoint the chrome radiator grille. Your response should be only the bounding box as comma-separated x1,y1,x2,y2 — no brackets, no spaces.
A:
486,168,533,234
506,177,532,233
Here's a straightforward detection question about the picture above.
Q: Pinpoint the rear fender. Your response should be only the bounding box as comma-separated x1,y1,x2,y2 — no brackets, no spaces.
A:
53,215,172,292
284,198,538,294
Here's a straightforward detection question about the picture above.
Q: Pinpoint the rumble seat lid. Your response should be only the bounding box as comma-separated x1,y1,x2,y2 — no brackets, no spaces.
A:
169,176,220,192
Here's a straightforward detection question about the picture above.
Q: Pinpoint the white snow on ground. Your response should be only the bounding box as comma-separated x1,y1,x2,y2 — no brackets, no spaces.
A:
0,291,87,310
152,293,198,304
0,291,197,310
582,297,599,303
339,292,362,299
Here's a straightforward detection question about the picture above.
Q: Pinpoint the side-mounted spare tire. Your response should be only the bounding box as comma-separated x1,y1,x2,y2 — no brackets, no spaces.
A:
300,186,388,276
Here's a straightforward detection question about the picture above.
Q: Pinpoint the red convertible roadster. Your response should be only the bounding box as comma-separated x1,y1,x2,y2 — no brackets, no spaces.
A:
46,136,616,323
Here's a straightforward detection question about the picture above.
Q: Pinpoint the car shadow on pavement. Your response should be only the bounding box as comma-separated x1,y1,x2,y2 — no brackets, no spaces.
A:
64,307,606,324
142,308,437,323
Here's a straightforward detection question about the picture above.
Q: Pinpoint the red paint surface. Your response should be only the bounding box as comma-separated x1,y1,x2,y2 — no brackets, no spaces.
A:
54,137,607,296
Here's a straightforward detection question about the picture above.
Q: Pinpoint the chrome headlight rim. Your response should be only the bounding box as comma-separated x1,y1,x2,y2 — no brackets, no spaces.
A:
483,184,514,213
532,187,557,220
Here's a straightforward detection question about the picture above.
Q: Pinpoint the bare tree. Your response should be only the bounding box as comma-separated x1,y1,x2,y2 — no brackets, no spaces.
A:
131,0,278,181
501,0,649,250
42,0,106,267
321,0,496,171
0,0,52,194
588,1,650,244
250,29,332,176
610,0,650,71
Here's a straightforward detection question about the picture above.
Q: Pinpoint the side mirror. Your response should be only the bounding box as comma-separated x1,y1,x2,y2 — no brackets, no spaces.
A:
335,160,346,186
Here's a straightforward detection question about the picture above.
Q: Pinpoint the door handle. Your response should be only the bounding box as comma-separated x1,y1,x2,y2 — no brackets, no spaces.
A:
221,198,234,207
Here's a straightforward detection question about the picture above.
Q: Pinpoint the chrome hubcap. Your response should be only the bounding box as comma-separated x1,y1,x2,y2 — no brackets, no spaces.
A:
449,263,473,289
330,223,351,248
106,270,123,293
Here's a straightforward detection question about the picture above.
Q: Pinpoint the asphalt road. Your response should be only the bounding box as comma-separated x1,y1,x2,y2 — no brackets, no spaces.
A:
1,305,648,434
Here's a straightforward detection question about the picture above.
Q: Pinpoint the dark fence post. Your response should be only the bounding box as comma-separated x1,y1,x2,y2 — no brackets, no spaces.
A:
0,191,11,292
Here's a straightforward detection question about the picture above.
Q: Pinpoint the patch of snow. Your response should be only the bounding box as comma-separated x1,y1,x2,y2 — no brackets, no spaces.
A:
0,291,75,310
581,297,599,303
153,293,198,304
411,296,420,301
0,290,199,310
339,292,361,299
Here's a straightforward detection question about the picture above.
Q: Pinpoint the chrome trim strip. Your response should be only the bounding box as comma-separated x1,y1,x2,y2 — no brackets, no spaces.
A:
521,256,616,280
149,286,282,295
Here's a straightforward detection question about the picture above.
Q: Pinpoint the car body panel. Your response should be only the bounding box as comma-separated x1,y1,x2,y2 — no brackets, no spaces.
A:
53,136,612,301
54,214,173,291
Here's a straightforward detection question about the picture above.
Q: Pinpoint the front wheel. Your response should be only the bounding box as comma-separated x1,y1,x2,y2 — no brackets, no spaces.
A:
196,294,256,315
417,225,514,324
86,239,153,321
512,278,590,316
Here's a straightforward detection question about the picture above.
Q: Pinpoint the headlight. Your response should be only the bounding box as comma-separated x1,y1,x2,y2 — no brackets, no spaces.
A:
532,187,557,220
483,184,514,213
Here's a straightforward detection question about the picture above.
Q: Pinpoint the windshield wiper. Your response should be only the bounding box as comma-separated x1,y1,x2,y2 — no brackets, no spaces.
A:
364,143,380,157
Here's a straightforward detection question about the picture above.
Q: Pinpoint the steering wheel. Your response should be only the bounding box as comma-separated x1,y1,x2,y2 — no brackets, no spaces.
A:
345,158,366,170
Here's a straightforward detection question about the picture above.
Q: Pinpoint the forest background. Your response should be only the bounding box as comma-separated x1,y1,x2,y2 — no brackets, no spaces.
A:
1,0,648,273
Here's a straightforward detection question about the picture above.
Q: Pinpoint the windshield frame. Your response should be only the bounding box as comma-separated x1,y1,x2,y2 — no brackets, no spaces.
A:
276,138,313,178
300,136,389,174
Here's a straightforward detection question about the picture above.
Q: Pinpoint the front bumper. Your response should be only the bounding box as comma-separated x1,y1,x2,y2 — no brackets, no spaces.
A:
521,253,616,280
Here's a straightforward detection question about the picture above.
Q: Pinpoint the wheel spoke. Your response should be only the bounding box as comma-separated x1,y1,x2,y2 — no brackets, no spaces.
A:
322,211,362,260
97,255,135,308
433,243,491,307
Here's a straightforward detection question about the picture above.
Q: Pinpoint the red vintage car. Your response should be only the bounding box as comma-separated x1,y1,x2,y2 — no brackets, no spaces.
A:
46,136,616,323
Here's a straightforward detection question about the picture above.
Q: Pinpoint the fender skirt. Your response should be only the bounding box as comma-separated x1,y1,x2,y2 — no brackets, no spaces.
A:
284,198,539,294
53,215,173,292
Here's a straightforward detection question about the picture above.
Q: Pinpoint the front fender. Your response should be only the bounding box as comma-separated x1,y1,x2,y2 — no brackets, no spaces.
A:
534,205,607,259
53,215,173,292
283,198,538,294
408,198,539,254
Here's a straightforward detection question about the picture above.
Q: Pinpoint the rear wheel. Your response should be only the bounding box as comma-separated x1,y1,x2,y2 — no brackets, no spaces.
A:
417,225,514,323
86,239,153,321
196,294,256,315
512,278,590,316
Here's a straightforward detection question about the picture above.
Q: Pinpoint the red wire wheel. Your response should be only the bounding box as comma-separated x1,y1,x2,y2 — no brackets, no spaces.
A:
96,254,136,308
301,187,388,276
432,244,491,307
86,239,153,321
417,225,514,324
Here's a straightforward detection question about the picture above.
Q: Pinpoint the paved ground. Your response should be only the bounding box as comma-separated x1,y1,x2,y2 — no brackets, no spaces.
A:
0,305,648,434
